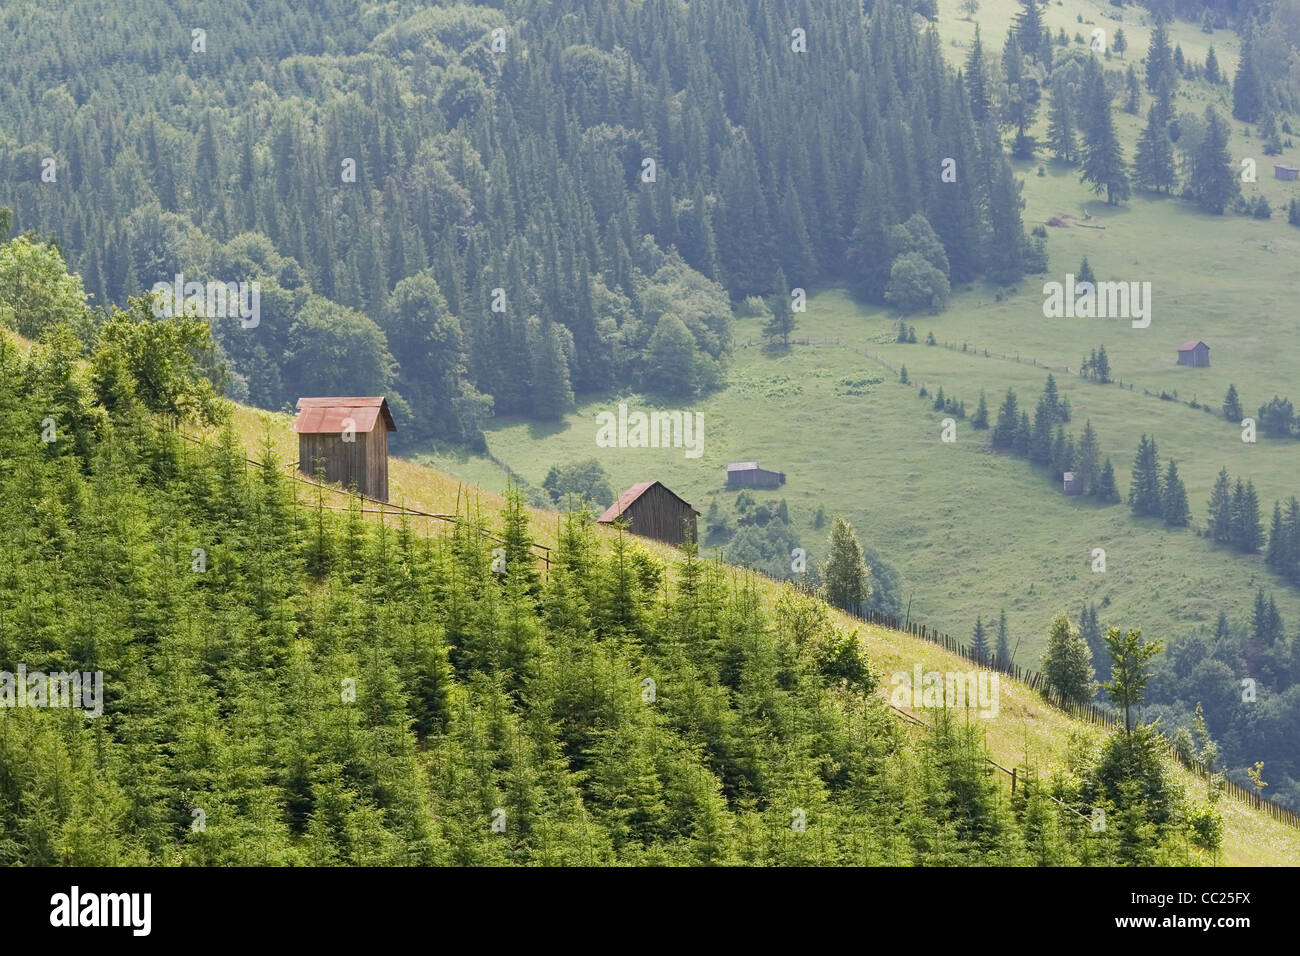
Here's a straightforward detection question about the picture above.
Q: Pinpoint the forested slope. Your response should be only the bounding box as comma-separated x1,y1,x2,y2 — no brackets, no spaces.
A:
0,0,1036,447
0,299,1289,865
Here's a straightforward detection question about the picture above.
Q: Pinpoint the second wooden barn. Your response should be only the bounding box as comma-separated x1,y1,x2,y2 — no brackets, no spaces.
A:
1176,341,1210,367
598,481,700,546
293,396,396,500
725,461,786,489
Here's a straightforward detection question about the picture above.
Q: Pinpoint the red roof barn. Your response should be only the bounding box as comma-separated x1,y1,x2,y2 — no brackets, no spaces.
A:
598,481,700,546
293,397,396,500
1176,341,1210,367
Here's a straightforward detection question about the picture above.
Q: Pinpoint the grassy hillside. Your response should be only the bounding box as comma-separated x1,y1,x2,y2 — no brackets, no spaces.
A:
428,3,1300,670
221,401,1300,864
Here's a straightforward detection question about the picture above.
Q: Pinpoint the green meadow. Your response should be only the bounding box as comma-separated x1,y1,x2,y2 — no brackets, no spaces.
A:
422,0,1300,666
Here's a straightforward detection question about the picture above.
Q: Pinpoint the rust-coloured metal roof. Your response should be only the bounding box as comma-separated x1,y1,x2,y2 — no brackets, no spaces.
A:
293,397,396,434
1177,341,1208,352
598,481,700,523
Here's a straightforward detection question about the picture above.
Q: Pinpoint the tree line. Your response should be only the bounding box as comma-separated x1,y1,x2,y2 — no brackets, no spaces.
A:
0,0,1039,450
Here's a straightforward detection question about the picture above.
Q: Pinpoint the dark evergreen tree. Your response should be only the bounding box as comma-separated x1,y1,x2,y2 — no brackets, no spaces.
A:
1145,21,1176,94
1095,457,1121,504
1133,107,1177,194
971,616,991,663
993,388,1019,449
1045,74,1078,163
1188,107,1240,214
966,25,992,125
1128,435,1163,518
996,608,1012,668
1223,384,1242,422
1161,459,1189,527
1015,0,1044,62
972,390,990,429
1209,469,1234,544
1233,35,1264,123
1079,58,1130,205
1205,45,1221,85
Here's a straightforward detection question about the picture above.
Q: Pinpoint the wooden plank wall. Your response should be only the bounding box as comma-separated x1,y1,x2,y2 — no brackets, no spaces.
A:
626,484,697,545
299,432,376,497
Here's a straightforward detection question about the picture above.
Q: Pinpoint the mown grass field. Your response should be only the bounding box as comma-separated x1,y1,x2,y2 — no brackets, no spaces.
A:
421,2,1300,669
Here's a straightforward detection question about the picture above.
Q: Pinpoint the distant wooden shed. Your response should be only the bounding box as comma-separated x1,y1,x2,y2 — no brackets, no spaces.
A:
1275,164,1299,181
1176,341,1210,368
293,397,396,500
598,481,700,546
725,461,786,489
1063,472,1082,495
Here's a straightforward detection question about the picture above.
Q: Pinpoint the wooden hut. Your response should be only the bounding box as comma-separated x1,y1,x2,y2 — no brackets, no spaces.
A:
293,397,396,500
1176,341,1210,368
1063,472,1082,495
1275,164,1299,181
598,481,700,546
725,461,787,489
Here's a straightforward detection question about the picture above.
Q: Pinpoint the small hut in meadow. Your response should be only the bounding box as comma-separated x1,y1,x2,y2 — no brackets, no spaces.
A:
725,461,787,489
1176,341,1210,368
598,481,700,546
293,397,396,500
1063,472,1082,495
1275,164,1299,181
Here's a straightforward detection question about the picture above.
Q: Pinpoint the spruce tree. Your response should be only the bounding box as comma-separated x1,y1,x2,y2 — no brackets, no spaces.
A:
1266,501,1287,573
1128,434,1163,518
1133,107,1177,194
1161,459,1189,527
1030,395,1055,464
1124,65,1141,114
1233,36,1264,122
1223,384,1242,422
1094,345,1111,382
1015,410,1032,457
1234,480,1263,553
1145,21,1176,94
822,516,870,614
1080,58,1130,205
966,25,992,125
972,390,990,429
971,616,991,663
993,388,1019,449
1002,30,1038,157
1077,257,1096,286
1043,611,1096,705
996,608,1011,668
1208,469,1234,544
1285,497,1300,584
1045,75,1077,163
1076,420,1100,495
765,268,796,346
1205,45,1221,84
1189,107,1240,214
1015,0,1044,62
